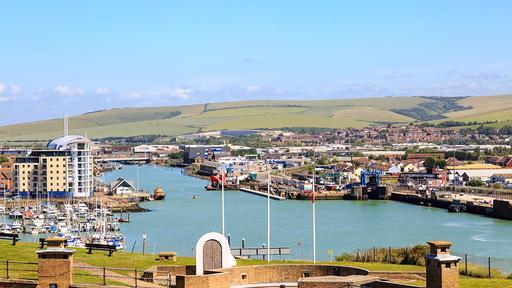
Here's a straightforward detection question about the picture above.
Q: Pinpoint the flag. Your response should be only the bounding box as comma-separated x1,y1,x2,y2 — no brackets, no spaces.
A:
297,240,302,247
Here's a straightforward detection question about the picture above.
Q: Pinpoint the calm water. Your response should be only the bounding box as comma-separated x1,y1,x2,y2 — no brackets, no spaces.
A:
101,165,512,261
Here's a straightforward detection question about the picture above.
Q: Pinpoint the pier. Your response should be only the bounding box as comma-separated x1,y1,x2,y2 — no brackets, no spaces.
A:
239,188,286,200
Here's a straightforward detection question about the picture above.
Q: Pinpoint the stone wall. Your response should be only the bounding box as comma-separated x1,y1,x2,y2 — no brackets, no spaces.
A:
363,281,423,288
155,265,196,277
216,264,368,286
175,271,231,288
174,264,368,288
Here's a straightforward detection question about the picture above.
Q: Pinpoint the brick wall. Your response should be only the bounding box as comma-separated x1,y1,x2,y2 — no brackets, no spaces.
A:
0,279,38,288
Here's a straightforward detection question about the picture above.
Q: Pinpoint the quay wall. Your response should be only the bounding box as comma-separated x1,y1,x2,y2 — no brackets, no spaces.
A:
390,192,512,221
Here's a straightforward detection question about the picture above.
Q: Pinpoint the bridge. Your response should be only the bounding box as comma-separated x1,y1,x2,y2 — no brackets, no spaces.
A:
94,156,151,163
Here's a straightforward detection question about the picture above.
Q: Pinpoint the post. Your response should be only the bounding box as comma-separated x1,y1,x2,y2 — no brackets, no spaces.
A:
135,269,138,287
242,238,245,248
6,260,9,279
488,257,491,278
142,233,147,255
267,168,271,262
227,234,231,246
465,254,467,275
373,247,376,262
221,168,225,236
103,267,106,285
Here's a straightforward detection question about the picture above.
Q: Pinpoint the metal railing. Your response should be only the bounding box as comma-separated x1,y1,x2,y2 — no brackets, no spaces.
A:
0,260,38,280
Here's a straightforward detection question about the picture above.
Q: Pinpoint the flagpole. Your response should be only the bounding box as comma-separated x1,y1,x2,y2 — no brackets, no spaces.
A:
312,164,316,264
267,167,271,262
221,168,225,236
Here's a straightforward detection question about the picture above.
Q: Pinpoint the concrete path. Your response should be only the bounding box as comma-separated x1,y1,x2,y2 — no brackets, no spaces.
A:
74,261,163,287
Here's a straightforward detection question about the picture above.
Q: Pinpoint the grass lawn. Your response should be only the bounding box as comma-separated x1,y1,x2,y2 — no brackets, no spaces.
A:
2,241,512,287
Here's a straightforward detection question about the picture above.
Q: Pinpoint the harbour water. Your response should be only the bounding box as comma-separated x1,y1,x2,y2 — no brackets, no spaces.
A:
98,165,512,262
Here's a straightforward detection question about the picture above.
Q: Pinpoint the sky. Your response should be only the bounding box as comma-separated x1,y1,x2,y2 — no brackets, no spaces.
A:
0,1,512,124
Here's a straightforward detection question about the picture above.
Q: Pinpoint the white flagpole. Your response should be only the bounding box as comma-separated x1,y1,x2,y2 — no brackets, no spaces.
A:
313,165,316,264
221,168,225,236
267,167,271,262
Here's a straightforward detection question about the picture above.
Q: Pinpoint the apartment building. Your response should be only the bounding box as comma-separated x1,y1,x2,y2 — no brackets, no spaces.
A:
13,135,93,198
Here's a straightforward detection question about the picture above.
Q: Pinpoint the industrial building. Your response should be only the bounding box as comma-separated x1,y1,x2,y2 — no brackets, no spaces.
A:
181,144,230,164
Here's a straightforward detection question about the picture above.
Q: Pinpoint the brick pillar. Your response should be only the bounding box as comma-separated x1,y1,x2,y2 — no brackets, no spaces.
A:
37,237,75,288
425,241,460,288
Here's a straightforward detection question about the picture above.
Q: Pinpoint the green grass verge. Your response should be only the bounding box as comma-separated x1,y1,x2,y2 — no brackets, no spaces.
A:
2,241,512,287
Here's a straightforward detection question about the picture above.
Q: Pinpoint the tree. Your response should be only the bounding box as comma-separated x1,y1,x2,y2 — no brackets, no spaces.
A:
467,179,484,187
0,155,8,164
423,157,446,172
423,157,437,172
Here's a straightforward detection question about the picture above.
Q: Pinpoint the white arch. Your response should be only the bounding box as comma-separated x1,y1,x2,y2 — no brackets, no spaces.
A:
195,232,236,275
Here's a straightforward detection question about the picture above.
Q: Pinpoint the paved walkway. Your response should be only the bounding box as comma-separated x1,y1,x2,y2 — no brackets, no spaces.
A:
74,261,163,287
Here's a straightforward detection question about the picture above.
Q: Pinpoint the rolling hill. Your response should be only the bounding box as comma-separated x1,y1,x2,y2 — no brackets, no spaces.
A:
1,95,512,141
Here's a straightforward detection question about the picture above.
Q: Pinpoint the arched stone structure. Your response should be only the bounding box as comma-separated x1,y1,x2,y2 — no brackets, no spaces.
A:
195,232,236,275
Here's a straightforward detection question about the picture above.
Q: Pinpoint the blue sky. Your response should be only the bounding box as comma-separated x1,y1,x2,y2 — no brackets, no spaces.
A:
0,1,511,124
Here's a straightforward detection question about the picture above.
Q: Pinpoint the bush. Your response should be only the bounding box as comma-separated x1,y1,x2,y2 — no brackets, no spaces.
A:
335,245,429,266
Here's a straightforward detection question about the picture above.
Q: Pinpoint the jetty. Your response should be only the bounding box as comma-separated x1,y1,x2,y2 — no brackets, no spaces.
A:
239,188,286,200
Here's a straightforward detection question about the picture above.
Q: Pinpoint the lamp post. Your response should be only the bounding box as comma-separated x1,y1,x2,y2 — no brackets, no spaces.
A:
221,168,225,236
312,164,316,264
267,166,271,262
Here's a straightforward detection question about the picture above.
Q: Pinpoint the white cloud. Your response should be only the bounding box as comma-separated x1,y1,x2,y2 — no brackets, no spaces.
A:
245,85,261,92
53,85,84,97
167,88,192,99
382,72,414,80
0,83,6,95
0,82,22,101
123,91,146,99
95,87,111,95
9,85,22,96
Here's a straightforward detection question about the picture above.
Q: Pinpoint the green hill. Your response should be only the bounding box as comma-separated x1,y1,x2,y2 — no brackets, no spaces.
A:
2,95,512,141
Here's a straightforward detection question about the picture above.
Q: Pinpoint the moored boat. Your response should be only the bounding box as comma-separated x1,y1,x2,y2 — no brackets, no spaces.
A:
153,186,166,200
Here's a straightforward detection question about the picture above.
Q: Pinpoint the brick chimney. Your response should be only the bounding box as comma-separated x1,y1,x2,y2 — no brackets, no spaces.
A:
37,237,75,288
425,241,460,288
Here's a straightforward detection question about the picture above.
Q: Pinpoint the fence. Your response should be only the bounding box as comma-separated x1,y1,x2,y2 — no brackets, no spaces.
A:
0,260,38,280
336,245,512,278
441,186,512,201
74,265,172,287
453,252,512,278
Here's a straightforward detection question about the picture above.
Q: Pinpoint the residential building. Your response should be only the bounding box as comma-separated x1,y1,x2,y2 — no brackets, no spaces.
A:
13,135,94,198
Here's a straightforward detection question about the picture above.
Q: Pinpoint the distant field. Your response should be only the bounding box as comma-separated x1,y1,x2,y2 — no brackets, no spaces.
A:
1,95,512,141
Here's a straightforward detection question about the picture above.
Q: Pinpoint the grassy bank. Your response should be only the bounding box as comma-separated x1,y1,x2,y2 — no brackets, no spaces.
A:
1,241,512,287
